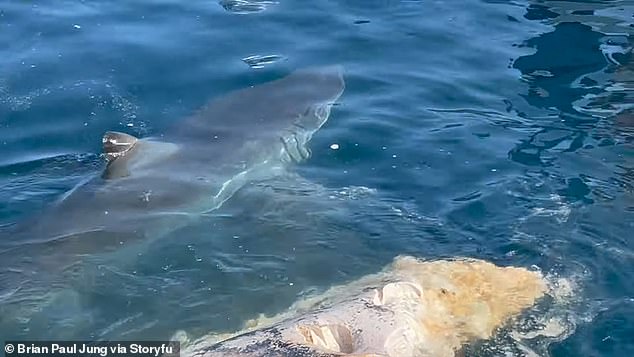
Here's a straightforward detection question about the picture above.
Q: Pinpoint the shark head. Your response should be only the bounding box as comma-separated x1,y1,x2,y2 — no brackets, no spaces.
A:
268,65,345,163
288,65,345,133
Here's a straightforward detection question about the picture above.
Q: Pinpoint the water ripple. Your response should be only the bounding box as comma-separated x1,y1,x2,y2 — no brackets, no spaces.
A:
218,0,278,14
241,54,286,69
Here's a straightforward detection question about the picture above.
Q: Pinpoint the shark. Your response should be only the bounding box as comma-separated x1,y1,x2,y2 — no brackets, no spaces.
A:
1,65,345,251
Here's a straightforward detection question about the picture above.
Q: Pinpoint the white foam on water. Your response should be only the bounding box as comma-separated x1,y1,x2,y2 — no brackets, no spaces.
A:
521,194,572,224
0,78,52,112
332,185,377,199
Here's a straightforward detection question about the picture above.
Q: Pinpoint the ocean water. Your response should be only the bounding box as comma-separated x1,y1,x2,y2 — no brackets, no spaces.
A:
0,0,632,356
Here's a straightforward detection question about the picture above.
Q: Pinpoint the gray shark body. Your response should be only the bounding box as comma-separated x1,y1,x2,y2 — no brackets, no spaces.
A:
4,66,344,249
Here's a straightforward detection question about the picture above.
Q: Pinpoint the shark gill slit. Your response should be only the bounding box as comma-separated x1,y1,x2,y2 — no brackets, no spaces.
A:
291,121,312,160
279,133,304,163
292,122,307,131
293,133,311,161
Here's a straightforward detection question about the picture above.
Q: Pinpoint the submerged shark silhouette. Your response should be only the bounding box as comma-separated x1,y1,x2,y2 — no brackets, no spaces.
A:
3,66,344,249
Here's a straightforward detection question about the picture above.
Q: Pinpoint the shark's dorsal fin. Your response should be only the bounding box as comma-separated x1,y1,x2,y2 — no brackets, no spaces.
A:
102,131,139,179
101,132,181,180
102,131,138,163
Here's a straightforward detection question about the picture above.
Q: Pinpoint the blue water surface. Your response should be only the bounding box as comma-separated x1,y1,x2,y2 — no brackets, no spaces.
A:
0,0,632,356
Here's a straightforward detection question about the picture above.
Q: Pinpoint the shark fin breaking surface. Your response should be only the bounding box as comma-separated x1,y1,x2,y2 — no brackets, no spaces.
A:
101,134,181,180
101,131,139,179
102,131,138,163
